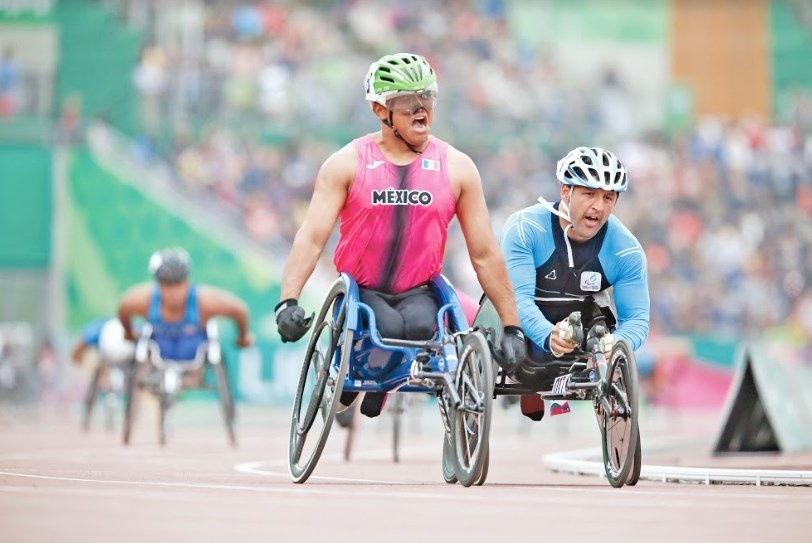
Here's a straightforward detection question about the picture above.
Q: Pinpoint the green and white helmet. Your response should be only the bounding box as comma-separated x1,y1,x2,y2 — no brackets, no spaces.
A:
364,53,438,106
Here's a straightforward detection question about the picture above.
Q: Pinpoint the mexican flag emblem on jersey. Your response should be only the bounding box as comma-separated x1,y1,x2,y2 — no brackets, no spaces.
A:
422,159,440,171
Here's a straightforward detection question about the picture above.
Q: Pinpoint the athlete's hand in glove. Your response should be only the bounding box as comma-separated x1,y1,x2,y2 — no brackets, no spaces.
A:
549,312,584,358
275,299,314,343
498,325,527,370
599,331,614,357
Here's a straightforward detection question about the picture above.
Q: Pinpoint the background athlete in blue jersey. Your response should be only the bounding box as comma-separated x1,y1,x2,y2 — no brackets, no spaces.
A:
117,248,253,385
500,147,650,421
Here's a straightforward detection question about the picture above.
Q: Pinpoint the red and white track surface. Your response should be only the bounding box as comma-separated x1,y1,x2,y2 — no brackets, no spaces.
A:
1,400,810,542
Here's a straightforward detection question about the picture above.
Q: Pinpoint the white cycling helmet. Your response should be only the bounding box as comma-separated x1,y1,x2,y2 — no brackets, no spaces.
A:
98,319,135,366
556,146,628,192
148,247,191,284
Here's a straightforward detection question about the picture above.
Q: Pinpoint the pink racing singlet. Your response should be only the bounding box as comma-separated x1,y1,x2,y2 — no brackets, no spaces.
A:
333,134,456,294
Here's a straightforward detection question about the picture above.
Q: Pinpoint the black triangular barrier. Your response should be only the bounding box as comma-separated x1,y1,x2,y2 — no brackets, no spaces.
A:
713,346,812,454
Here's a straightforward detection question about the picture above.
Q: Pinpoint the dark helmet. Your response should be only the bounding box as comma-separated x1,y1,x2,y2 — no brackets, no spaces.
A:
148,247,191,284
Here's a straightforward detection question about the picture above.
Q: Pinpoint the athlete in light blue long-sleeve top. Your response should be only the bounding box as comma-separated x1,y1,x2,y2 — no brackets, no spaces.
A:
500,146,650,421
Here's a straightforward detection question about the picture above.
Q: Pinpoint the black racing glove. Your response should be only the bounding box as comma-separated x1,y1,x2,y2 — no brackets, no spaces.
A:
499,325,527,370
275,299,314,343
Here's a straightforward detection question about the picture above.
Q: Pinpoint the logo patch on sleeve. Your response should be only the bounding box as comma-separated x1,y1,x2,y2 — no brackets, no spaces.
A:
421,159,440,171
580,271,601,292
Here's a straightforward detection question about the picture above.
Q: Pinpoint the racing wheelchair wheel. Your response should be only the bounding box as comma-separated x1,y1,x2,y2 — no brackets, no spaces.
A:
449,331,494,487
597,340,639,488
213,355,237,447
81,365,103,431
158,391,171,446
338,399,359,462
288,279,351,484
441,435,458,484
474,443,490,486
626,430,642,486
391,392,405,463
122,360,140,445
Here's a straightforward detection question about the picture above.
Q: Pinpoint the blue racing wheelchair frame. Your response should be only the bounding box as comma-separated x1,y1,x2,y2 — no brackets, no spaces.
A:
288,273,493,486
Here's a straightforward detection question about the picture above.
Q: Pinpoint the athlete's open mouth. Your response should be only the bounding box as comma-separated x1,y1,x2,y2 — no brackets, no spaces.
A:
413,114,428,129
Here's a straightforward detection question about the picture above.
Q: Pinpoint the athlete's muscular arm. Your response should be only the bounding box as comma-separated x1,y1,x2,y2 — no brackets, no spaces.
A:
280,143,356,301
198,286,253,347
500,211,557,349
449,146,520,328
117,283,152,340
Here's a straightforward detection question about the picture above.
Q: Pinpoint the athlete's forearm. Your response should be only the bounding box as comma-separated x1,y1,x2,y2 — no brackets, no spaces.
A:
472,253,519,328
280,236,323,301
613,286,650,351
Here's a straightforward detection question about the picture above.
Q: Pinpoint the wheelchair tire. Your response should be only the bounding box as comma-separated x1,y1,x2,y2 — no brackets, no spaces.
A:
598,340,639,488
213,356,237,447
339,401,358,462
122,361,139,445
474,361,499,486
441,435,458,484
158,392,170,447
450,331,494,487
391,393,405,463
474,444,490,486
626,430,642,486
289,279,351,484
81,365,103,431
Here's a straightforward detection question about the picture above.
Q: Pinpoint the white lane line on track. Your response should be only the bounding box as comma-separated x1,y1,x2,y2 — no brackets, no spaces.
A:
234,448,810,502
234,443,441,484
544,447,812,487
1,471,805,511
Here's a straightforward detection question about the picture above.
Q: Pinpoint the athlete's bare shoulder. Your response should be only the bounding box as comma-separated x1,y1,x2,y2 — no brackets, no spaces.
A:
446,143,481,200
319,139,359,184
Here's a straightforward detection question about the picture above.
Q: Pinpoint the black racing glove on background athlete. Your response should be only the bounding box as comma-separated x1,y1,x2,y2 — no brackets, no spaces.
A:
275,299,314,343
498,325,527,370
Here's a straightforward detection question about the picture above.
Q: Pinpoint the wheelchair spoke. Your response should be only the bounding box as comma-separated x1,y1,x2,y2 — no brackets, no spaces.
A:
450,331,493,487
598,340,639,488
289,277,352,484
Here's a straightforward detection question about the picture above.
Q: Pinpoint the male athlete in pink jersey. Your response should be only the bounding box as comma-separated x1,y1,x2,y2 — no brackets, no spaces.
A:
275,53,526,417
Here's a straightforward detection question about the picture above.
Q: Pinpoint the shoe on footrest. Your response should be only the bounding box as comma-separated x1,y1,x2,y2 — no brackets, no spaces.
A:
360,392,388,418
520,394,545,422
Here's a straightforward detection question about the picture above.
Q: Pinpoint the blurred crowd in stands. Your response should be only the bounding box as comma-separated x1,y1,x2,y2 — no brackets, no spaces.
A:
115,0,812,343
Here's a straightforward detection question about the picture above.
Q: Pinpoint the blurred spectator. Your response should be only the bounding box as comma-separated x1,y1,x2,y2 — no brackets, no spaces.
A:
132,44,168,140
0,46,21,117
103,0,811,345
57,93,83,144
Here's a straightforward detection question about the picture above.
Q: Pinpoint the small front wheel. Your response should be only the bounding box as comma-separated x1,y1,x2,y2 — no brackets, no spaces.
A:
122,361,140,445
390,392,405,463
213,356,237,447
81,365,103,431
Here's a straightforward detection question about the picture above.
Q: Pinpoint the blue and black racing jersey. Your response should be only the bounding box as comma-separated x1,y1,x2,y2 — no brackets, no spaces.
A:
146,284,207,361
500,203,650,353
